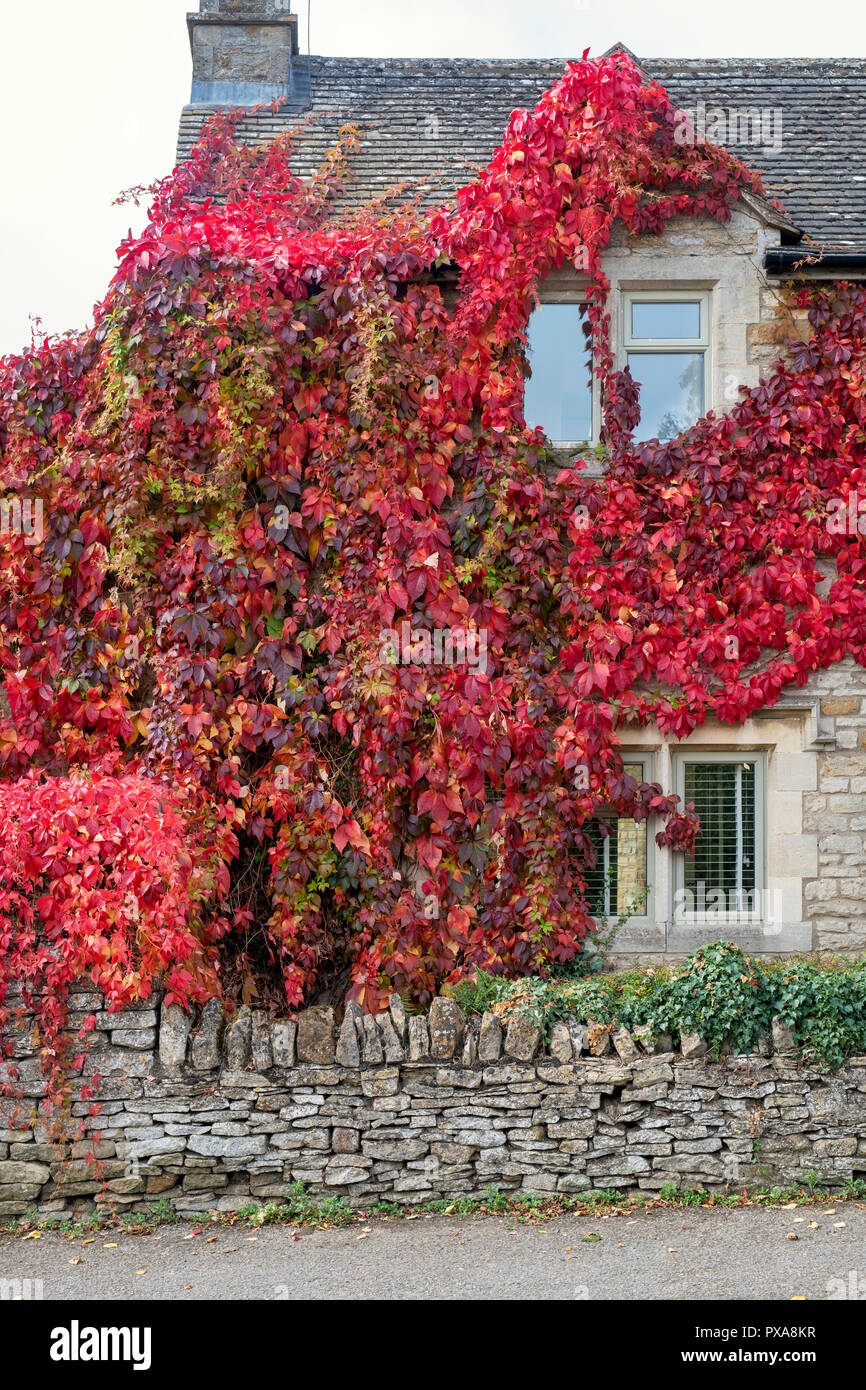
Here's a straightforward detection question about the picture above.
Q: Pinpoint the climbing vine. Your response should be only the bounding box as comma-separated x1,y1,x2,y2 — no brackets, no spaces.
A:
1,51,865,1106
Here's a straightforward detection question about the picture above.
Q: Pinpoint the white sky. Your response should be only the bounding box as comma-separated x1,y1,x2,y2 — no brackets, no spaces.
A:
1,0,865,356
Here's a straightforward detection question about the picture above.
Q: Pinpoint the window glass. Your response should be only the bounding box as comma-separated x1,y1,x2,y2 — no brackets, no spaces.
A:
583,762,648,918
683,761,757,913
631,300,701,340
524,303,592,442
626,351,704,441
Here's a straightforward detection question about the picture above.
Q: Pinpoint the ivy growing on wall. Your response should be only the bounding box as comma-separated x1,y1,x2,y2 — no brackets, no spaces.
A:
1,51,865,1108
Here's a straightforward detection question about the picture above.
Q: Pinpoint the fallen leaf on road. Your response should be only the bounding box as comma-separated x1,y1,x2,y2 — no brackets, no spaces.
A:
69,1257,83,1265
207,1236,218,1243
822,1210,836,1216
667,1248,678,1253
135,1270,146,1276
182,1285,192,1291
104,1243,117,1248
809,1221,819,1229
781,1202,798,1210
787,1233,799,1241
80,1239,94,1245
791,1296,807,1301
834,1222,846,1229
22,1231,41,1241
582,1234,600,1243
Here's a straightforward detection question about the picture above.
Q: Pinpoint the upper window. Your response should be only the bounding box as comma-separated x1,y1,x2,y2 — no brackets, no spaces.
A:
624,291,709,442
673,752,766,922
524,302,593,445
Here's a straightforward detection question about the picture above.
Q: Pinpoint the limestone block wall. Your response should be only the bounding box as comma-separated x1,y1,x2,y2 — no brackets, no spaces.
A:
2,991,866,1219
798,661,866,952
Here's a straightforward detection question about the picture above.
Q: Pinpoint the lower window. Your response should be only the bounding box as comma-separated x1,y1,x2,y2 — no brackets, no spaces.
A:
674,752,766,921
582,761,649,920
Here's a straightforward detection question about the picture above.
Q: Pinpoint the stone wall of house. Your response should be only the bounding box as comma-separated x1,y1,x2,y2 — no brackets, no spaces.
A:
2,991,866,1219
751,283,813,372
794,660,866,953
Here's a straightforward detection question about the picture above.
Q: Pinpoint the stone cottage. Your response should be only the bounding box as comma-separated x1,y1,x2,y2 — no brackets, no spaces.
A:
176,2,866,961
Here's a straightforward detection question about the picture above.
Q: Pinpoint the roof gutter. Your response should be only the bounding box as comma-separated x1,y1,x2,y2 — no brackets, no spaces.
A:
764,248,866,276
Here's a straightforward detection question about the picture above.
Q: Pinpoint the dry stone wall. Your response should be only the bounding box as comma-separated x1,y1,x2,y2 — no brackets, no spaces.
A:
2,991,866,1218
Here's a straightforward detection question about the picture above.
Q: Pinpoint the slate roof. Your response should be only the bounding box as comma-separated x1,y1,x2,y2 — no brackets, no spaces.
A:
176,52,866,249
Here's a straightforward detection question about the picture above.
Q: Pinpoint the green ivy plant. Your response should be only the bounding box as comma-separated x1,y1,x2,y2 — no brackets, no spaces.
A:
453,941,866,1065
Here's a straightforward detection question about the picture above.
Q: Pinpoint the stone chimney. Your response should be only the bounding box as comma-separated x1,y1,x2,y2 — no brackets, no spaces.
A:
186,0,308,106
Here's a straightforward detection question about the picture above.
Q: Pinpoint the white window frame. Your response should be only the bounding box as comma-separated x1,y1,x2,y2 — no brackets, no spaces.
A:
526,292,598,448
672,749,767,926
622,290,712,433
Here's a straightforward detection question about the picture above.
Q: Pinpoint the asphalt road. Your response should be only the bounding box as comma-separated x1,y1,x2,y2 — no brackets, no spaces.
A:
2,1203,865,1301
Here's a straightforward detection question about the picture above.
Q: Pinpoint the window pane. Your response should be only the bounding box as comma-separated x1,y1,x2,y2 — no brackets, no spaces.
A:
683,761,757,913
631,300,701,340
627,351,704,441
583,762,647,918
584,822,617,918
524,303,593,441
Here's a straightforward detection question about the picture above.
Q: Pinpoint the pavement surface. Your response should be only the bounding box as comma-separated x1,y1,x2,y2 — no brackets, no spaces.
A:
2,1203,865,1300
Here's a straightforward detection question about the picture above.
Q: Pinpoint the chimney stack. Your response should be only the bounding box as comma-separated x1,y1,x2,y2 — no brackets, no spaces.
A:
187,0,307,106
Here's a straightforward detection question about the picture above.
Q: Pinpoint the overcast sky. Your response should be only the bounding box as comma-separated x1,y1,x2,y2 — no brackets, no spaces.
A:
2,0,865,356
